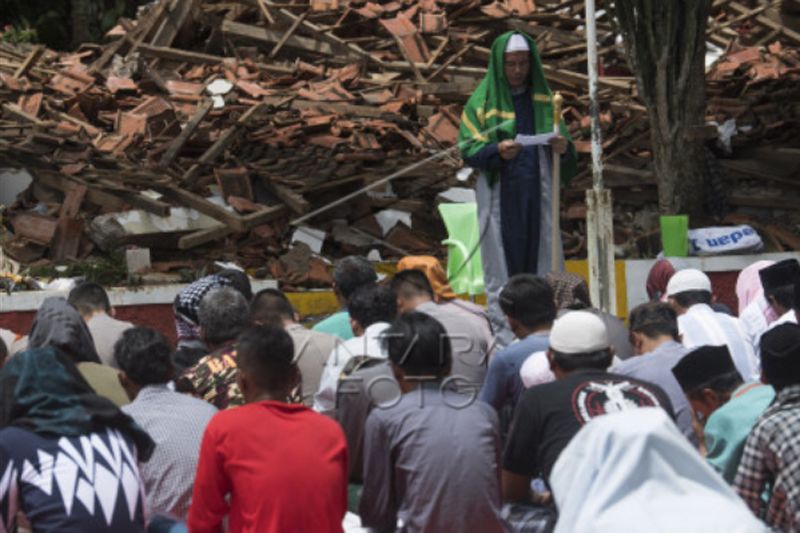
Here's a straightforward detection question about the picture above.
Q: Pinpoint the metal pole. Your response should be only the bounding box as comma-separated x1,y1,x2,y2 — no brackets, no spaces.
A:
585,0,617,315
586,0,603,191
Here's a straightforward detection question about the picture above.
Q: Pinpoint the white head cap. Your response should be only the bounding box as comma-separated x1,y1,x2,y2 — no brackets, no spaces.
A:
666,268,711,296
550,311,609,354
505,34,530,53
520,351,555,388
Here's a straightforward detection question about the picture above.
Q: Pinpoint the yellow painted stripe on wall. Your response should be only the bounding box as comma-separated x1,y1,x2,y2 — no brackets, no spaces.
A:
565,259,628,320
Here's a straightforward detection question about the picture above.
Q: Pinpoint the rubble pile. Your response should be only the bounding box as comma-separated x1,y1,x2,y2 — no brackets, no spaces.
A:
0,0,798,283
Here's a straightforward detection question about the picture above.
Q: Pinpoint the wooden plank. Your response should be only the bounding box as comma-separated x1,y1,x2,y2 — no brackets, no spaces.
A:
258,177,310,214
97,186,172,217
178,224,235,249
60,184,87,218
13,45,44,79
707,4,769,35
150,0,198,48
181,103,267,186
221,19,336,56
729,2,800,44
34,171,127,212
426,43,474,82
266,2,380,64
157,185,248,231
136,44,295,74
269,11,308,59
1,103,45,125
241,205,288,229
88,1,167,74
9,213,58,245
50,218,83,261
158,185,288,232
158,99,213,169
729,194,800,210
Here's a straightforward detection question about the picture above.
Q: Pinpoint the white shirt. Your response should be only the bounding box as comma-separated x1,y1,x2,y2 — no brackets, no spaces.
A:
766,310,798,331
87,312,134,368
313,322,390,413
678,303,758,381
738,294,772,358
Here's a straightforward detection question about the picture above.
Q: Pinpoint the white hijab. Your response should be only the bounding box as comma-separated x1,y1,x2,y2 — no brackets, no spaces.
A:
550,409,768,533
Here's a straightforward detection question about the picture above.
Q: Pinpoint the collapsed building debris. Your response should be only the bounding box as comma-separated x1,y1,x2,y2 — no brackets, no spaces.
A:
0,0,798,286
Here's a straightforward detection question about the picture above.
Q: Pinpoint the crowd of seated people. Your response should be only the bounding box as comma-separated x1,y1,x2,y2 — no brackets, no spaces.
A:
0,256,798,532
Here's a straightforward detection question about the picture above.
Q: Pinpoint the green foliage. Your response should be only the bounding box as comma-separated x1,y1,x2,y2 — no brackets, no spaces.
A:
27,251,130,287
0,23,38,44
3,0,145,50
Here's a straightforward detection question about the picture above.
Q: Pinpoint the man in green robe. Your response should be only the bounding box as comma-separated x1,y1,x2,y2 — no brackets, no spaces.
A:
458,31,576,346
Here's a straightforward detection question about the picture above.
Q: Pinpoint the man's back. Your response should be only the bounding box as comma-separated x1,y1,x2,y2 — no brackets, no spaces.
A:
612,341,694,442
86,313,133,368
678,303,758,380
705,382,775,483
122,385,217,518
417,301,490,392
360,385,506,533
335,357,399,481
178,344,241,409
734,384,800,530
312,310,354,340
189,401,347,533
286,324,339,407
504,370,674,481
0,426,146,532
314,322,390,413
479,332,549,412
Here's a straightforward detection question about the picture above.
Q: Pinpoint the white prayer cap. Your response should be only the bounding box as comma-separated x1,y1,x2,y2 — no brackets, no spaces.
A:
550,311,609,354
520,351,555,388
505,34,530,53
666,268,711,296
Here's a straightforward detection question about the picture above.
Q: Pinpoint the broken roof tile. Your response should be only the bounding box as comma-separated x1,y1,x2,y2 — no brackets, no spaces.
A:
105,76,138,94
420,12,448,34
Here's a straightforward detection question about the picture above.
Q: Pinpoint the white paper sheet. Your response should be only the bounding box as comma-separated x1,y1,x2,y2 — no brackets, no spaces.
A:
514,132,556,146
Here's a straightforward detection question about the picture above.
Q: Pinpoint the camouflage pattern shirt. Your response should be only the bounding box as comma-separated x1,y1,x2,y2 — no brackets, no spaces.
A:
178,343,302,409
181,344,243,410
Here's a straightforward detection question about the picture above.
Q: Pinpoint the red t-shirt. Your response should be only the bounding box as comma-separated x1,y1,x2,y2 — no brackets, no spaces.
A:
188,400,348,533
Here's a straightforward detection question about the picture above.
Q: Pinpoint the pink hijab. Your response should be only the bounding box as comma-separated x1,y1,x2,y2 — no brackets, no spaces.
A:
736,260,777,316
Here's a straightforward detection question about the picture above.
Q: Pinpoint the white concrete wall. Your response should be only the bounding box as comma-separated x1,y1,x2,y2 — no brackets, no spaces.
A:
625,252,800,313
0,279,278,313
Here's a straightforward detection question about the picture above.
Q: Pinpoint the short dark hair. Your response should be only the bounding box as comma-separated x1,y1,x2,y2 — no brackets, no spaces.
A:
383,312,451,378
686,371,743,397
237,325,296,392
629,302,679,340
68,282,111,315
551,349,612,372
198,287,250,346
114,327,173,386
348,284,397,329
250,288,295,325
499,274,556,328
671,290,712,308
391,270,434,301
334,256,377,302
218,269,253,302
765,285,795,311
761,323,800,391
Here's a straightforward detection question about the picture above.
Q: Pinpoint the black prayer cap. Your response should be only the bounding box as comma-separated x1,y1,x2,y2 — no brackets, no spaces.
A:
761,323,800,389
671,345,740,393
762,323,800,359
759,259,800,292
